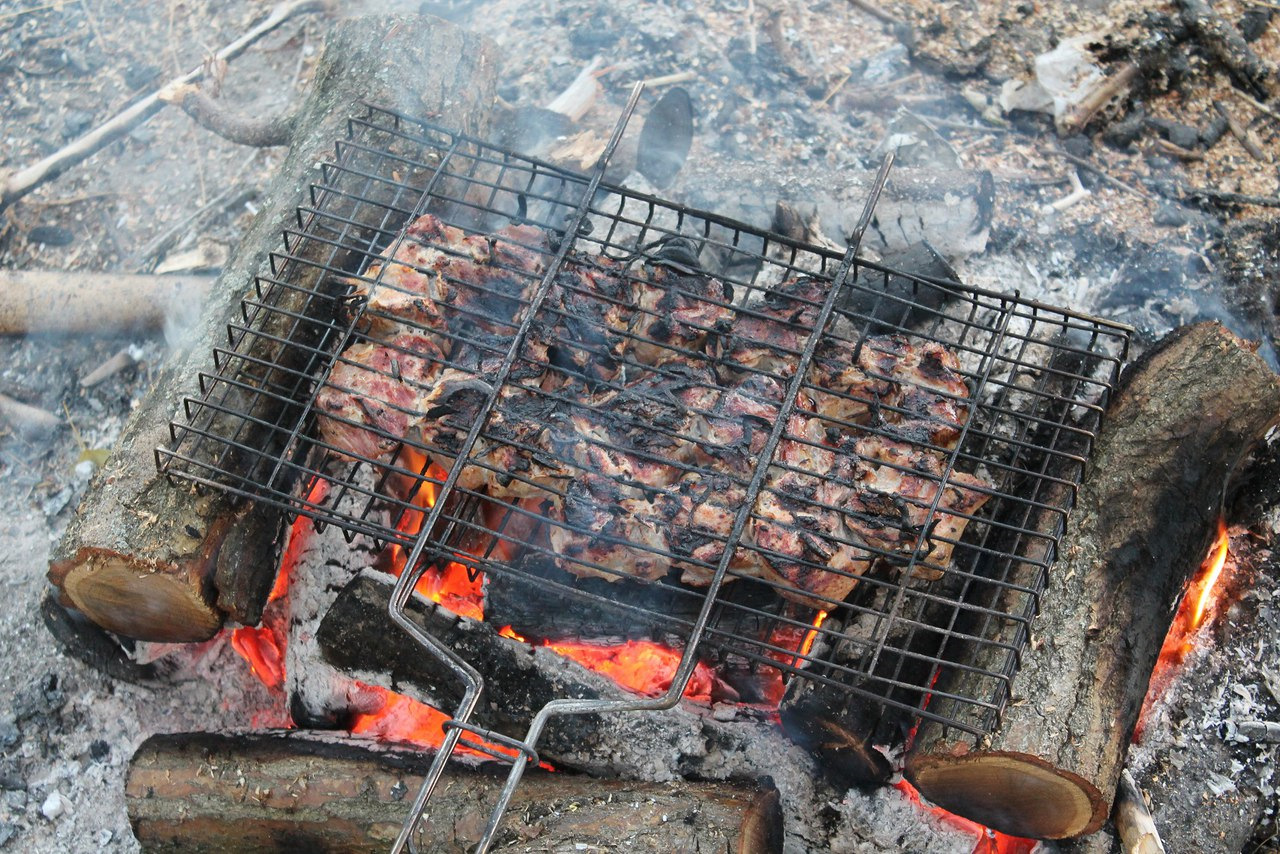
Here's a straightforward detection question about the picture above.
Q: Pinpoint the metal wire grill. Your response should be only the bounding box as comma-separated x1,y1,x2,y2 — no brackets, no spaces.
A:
158,102,1130,745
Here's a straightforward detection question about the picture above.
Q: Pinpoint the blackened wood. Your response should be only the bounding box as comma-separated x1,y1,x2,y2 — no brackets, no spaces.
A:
906,323,1280,840
47,14,497,642
126,731,782,853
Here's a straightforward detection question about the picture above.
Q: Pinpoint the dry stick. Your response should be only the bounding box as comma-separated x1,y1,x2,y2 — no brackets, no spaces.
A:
1058,62,1138,136
847,0,904,27
1229,86,1280,123
0,0,323,212
1055,149,1153,201
1213,100,1269,161
161,84,300,147
1174,185,1280,208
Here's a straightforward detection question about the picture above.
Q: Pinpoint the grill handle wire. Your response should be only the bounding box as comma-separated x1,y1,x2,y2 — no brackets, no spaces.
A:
386,83,647,854
457,152,897,854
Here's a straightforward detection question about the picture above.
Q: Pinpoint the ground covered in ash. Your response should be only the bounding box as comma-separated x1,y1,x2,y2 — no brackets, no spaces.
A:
1,0,1278,851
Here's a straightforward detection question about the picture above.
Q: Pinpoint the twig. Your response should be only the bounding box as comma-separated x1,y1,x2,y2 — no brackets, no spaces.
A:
1244,0,1280,8
746,0,757,56
81,347,139,388
1047,169,1091,211
1175,0,1274,98
0,0,324,212
1152,137,1204,161
1228,86,1280,123
1174,185,1280,208
1055,149,1153,200
815,68,853,109
640,70,696,89
137,163,255,265
0,1,68,24
847,0,904,27
1214,100,1269,160
161,84,299,147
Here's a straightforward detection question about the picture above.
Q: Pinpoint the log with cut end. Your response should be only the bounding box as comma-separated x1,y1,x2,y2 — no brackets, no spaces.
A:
0,271,214,336
46,14,497,642
905,323,1280,840
126,731,783,853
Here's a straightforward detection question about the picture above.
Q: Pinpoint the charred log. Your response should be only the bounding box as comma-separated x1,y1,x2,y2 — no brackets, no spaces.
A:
46,14,497,642
905,323,1280,840
126,731,782,853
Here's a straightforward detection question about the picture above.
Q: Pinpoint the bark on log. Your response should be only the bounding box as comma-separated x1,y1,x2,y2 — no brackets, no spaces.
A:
905,323,1280,840
47,14,497,642
126,731,782,853
0,271,214,335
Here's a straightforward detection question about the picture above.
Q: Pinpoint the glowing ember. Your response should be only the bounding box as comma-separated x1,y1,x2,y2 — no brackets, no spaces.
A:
230,627,285,689
894,780,1038,854
547,639,716,701
1191,517,1230,630
349,681,459,747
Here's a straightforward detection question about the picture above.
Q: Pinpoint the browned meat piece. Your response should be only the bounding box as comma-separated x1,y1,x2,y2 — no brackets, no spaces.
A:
346,214,548,342
856,335,970,447
669,472,765,587
548,473,674,582
626,263,733,366
806,336,895,429
690,373,785,474
835,434,991,580
716,277,829,378
315,333,445,461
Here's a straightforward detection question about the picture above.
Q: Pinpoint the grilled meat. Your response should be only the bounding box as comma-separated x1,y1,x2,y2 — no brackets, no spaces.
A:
346,215,548,343
316,333,445,462
321,214,993,608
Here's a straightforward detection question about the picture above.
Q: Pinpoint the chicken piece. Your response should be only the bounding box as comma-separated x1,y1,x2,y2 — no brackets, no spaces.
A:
691,373,785,474
626,262,733,366
835,433,991,580
315,333,445,461
856,335,971,448
716,277,828,379
668,472,761,587
806,336,896,429
346,214,548,342
548,473,674,582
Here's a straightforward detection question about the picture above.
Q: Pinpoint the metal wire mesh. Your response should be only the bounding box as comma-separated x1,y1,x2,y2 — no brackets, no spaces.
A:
158,102,1130,736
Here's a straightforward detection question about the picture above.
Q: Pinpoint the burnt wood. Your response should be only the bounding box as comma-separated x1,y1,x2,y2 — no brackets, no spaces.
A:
46,14,497,642
905,322,1280,840
126,731,782,853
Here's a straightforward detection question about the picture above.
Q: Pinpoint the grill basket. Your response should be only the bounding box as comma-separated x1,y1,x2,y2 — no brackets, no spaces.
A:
158,96,1131,851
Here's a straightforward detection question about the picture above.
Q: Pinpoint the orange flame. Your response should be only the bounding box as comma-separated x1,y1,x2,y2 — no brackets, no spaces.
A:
894,780,1039,854
229,480,328,691
1138,518,1233,739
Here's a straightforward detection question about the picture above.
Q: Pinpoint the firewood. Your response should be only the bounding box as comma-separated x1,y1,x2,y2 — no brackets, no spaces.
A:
125,731,783,853
905,323,1280,839
1113,770,1165,854
47,14,498,642
0,270,213,336
0,392,61,441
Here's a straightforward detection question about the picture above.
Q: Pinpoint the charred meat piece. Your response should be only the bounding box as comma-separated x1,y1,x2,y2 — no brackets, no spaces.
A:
626,262,733,366
542,255,634,386
548,473,673,582
346,214,548,342
834,433,991,580
690,373,784,474
856,335,970,447
716,277,829,378
316,333,445,462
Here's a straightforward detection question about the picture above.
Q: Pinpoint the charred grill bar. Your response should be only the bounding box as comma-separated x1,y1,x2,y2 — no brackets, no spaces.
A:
156,101,1130,848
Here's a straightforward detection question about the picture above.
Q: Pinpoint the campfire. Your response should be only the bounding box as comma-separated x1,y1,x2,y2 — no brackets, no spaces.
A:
14,7,1280,854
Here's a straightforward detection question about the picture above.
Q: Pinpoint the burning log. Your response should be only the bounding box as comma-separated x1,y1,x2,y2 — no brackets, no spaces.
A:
126,731,782,853
47,14,497,642
905,323,1280,840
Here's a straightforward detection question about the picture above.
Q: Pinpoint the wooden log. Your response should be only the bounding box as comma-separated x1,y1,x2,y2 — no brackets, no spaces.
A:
904,323,1280,840
0,271,214,336
47,14,497,642
126,731,783,854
